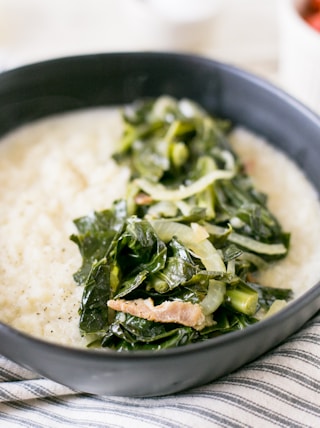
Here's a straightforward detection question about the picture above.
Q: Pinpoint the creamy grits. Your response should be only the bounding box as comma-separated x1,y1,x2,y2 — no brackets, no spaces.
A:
0,109,319,346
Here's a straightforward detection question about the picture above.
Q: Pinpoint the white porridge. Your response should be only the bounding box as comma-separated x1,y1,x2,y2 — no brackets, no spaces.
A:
0,108,319,346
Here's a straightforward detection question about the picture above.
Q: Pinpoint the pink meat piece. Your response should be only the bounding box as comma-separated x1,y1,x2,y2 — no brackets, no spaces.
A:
107,297,213,330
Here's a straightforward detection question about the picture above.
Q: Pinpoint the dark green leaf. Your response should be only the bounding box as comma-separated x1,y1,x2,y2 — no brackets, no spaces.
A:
79,258,110,333
249,282,293,311
70,200,127,285
116,218,166,272
101,313,199,351
148,237,199,293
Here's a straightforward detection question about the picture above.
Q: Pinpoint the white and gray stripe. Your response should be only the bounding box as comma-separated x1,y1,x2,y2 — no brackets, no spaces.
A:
0,312,319,428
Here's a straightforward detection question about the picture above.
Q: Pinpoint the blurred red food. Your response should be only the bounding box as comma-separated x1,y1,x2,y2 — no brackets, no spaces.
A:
305,11,320,31
303,0,320,32
311,0,320,9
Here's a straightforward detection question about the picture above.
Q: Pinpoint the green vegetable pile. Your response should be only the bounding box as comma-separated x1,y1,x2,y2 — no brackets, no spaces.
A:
70,96,292,351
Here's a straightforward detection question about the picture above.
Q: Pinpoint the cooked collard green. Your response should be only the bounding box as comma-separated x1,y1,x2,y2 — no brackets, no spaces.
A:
71,96,292,351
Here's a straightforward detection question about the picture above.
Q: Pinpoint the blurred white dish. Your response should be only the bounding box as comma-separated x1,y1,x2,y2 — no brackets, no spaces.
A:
123,0,221,51
148,0,221,23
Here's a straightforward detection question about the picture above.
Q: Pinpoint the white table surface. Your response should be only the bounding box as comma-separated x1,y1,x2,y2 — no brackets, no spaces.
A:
0,0,279,81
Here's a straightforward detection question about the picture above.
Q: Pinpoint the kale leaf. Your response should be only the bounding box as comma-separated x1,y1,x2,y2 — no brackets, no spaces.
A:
70,96,293,351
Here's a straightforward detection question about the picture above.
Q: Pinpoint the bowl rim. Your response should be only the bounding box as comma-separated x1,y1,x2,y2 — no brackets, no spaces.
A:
4,50,320,117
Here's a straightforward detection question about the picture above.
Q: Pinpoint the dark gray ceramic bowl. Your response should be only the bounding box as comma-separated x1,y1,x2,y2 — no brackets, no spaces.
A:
0,52,319,397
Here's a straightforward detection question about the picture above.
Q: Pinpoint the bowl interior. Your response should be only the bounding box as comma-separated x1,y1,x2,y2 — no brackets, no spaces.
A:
0,52,319,396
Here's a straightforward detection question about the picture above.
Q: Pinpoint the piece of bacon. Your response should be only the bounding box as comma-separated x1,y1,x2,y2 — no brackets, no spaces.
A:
107,297,213,330
135,192,153,205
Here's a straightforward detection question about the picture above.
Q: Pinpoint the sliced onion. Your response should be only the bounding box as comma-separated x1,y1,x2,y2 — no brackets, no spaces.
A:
135,169,234,202
204,222,287,256
150,220,226,272
200,280,226,315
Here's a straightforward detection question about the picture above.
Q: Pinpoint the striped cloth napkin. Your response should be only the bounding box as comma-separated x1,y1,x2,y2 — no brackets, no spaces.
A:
0,312,319,428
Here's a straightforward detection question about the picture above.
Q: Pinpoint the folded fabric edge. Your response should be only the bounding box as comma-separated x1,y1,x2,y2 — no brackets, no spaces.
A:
0,378,77,403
